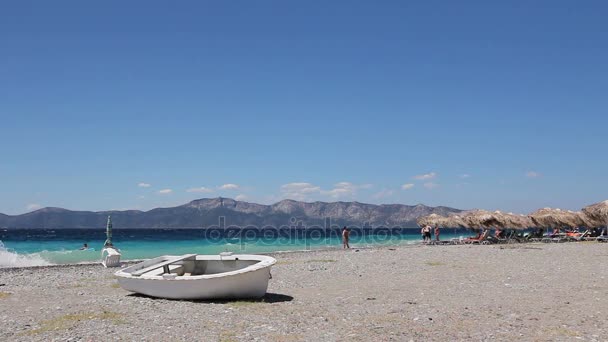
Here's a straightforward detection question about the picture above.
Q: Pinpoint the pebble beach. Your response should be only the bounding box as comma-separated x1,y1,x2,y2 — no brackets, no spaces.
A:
1,242,607,341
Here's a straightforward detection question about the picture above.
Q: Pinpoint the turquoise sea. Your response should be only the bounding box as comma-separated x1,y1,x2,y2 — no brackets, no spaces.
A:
0,228,472,267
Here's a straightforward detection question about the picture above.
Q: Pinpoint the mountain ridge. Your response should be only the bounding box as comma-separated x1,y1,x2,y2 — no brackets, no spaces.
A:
0,198,464,229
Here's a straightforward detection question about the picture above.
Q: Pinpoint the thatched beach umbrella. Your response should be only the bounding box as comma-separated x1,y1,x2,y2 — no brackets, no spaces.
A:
417,213,468,228
417,214,449,228
445,213,468,229
515,213,535,229
460,210,501,230
492,211,533,230
417,213,439,227
529,208,589,229
565,210,596,228
582,200,608,227
529,208,560,228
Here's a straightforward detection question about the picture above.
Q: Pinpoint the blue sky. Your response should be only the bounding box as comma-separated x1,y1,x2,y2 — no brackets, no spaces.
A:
1,1,607,215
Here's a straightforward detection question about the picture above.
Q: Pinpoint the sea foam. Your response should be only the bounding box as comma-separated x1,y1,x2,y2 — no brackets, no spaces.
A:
0,241,51,268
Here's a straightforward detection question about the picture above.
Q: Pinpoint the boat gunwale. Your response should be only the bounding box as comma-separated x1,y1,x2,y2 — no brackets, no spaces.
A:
114,254,276,280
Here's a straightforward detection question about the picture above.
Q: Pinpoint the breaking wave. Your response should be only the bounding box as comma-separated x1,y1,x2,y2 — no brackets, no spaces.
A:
0,241,52,268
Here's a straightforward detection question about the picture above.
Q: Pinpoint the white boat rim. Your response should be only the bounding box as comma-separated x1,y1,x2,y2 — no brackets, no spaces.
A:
115,254,276,280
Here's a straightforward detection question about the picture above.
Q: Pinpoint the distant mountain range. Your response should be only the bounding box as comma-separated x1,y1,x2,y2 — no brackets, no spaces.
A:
0,198,463,229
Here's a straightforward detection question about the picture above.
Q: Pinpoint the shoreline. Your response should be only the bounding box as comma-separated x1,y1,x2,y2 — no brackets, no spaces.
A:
0,238,425,271
2,236,602,271
0,241,422,271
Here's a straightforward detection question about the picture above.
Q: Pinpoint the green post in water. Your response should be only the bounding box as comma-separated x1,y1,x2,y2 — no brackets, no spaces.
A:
104,216,113,247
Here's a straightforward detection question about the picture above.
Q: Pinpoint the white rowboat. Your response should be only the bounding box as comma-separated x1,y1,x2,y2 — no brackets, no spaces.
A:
114,253,276,299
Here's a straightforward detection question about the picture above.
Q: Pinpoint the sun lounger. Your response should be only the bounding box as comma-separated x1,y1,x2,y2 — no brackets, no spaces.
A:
504,231,524,244
450,237,464,245
428,240,451,245
464,230,492,245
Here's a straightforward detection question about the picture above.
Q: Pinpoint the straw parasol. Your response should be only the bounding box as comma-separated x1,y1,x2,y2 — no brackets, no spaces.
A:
417,213,468,228
582,200,608,228
460,210,501,230
565,210,596,228
416,213,446,227
529,208,590,229
492,211,533,230
515,213,535,229
445,213,468,228
529,208,560,228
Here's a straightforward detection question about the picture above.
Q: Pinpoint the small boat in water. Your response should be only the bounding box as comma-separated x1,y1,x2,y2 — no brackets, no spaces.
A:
114,253,276,299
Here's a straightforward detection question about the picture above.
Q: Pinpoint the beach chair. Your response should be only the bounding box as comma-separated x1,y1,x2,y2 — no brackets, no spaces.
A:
101,247,122,268
565,230,593,242
450,237,464,245
428,239,451,246
502,230,522,244
542,233,567,243
489,230,512,244
465,230,492,245
526,229,545,243
487,235,500,244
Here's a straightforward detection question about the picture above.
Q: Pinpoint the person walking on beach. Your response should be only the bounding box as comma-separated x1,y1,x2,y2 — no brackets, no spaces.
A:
421,225,431,243
434,225,440,241
342,226,350,249
421,226,427,242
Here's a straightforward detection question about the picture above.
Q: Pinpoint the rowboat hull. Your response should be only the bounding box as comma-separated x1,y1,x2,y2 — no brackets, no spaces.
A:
115,254,276,300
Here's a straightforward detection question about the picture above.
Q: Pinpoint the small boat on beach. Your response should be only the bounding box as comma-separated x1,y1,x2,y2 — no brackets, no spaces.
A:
114,253,276,299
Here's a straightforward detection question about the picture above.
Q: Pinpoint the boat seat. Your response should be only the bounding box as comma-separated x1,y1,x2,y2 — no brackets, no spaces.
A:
144,265,184,276
131,254,197,276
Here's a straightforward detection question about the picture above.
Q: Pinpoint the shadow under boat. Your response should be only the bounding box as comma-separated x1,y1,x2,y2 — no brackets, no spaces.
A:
127,292,294,304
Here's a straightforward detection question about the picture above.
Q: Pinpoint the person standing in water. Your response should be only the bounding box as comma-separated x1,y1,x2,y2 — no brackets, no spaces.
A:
342,226,350,249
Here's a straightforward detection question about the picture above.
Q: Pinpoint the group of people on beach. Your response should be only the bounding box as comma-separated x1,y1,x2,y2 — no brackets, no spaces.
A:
338,223,606,249
421,225,440,242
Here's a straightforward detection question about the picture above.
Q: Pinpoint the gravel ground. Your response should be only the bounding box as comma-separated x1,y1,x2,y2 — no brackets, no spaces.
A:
0,243,607,341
